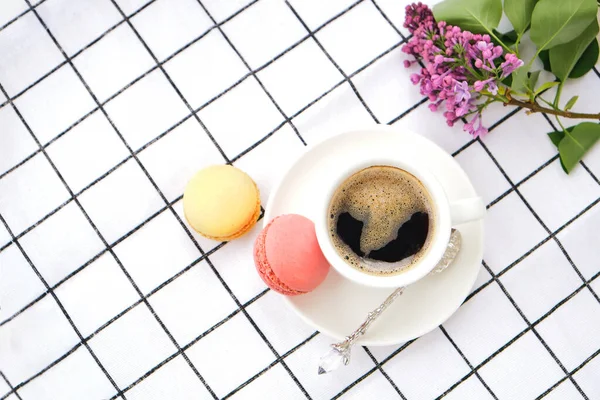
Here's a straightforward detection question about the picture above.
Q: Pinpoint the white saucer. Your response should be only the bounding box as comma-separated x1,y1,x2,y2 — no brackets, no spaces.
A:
264,125,484,346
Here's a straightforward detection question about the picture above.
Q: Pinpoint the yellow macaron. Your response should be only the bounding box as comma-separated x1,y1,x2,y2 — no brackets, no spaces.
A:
183,165,261,241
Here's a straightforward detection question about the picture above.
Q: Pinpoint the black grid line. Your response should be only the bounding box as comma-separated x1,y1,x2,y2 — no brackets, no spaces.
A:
231,39,407,163
220,331,320,400
581,160,600,185
105,288,274,400
201,254,314,400
317,76,599,400
12,2,221,397
103,317,317,400
331,341,416,400
0,27,416,400
0,0,372,199
104,0,312,396
330,363,380,398
0,187,175,322
0,371,23,400
477,138,600,307
106,0,230,163
195,0,307,146
449,106,522,158
371,0,404,37
0,213,226,331
0,5,37,34
290,6,496,397
0,0,393,221
4,55,597,400
537,347,600,399
1,0,600,399
0,33,408,259
463,275,494,303
337,267,600,400
8,244,592,400
363,347,407,399
496,197,600,279
288,3,492,396
1,282,268,400
432,266,600,399
0,0,357,131
0,0,156,37
388,97,428,124
0,24,411,334
285,0,381,124
438,326,499,400
0,0,264,134
0,210,126,400
12,127,580,400
480,260,589,398
0,0,160,111
447,131,600,398
486,154,559,209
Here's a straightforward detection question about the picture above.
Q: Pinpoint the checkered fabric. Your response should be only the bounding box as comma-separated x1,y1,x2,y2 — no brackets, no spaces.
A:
1,0,600,399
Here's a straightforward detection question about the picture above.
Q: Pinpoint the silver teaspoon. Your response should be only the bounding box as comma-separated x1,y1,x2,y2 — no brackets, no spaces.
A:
318,229,462,375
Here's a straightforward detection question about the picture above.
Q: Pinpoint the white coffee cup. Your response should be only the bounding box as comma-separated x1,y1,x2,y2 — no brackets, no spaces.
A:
314,155,485,288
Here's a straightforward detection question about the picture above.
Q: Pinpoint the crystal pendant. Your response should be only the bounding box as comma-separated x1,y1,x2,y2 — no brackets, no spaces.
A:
318,347,348,375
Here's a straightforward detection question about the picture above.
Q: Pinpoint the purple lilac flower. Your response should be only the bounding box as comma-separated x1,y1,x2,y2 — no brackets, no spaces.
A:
464,113,488,137
402,3,523,137
404,2,435,34
500,53,524,78
454,80,470,102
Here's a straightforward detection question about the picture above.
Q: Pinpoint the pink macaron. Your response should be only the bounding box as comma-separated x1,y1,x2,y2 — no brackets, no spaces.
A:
254,214,330,295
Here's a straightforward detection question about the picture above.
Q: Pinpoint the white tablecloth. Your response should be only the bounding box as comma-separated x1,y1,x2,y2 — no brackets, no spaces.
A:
1,0,599,399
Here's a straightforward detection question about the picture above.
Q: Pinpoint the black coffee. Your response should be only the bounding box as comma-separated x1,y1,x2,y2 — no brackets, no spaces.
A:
328,166,434,276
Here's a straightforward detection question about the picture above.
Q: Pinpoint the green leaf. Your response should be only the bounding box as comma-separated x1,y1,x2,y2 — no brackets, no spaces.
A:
530,0,597,51
548,126,575,147
433,0,502,34
492,29,519,47
539,50,551,72
534,80,560,96
548,130,566,147
549,19,599,81
570,39,600,78
564,95,579,110
505,0,538,34
539,40,599,78
558,122,600,173
511,67,529,92
528,70,541,90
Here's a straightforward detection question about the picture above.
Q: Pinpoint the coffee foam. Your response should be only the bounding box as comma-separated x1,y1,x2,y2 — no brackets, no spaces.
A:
328,166,434,275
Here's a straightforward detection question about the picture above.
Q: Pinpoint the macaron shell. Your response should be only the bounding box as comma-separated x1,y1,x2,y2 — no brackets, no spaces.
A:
196,195,261,241
264,214,330,292
254,220,305,296
183,165,260,240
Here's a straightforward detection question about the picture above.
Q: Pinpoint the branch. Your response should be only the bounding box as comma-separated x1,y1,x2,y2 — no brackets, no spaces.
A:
505,97,600,120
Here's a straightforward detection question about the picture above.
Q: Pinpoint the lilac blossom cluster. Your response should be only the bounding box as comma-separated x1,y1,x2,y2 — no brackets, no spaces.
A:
402,3,523,137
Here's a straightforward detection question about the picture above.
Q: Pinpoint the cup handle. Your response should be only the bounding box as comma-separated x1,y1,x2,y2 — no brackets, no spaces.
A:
449,197,485,225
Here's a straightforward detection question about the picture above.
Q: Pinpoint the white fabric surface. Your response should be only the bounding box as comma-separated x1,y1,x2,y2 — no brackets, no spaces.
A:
1,0,599,399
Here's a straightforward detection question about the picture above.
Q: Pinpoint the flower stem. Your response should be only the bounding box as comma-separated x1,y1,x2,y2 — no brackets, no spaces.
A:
538,95,558,110
514,32,523,58
554,115,575,140
461,62,484,80
505,96,600,120
487,29,513,53
554,82,564,108
555,115,566,131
